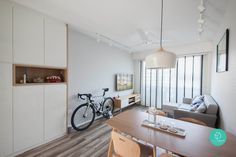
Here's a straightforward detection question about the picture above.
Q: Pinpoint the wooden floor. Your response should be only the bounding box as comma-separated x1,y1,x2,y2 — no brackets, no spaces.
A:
17,105,147,157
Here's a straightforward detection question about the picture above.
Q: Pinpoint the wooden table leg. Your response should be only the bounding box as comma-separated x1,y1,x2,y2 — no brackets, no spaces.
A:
107,132,114,157
153,146,157,157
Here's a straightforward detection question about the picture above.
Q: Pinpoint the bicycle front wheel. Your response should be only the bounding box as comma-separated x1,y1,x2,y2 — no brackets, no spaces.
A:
71,103,95,131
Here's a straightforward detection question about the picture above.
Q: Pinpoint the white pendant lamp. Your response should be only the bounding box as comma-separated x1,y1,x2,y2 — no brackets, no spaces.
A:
145,0,176,69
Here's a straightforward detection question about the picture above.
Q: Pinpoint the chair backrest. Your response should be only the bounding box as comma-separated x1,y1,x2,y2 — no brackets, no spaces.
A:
111,131,141,157
179,117,207,126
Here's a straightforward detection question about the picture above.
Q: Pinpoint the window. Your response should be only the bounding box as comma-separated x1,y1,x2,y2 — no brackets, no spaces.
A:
141,55,203,108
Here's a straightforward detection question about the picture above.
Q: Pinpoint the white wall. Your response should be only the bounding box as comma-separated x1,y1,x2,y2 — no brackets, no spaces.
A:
68,28,134,123
211,0,236,135
132,41,213,60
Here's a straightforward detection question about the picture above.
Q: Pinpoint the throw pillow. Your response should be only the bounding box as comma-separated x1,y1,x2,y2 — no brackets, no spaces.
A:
190,105,198,111
191,95,204,106
195,102,207,113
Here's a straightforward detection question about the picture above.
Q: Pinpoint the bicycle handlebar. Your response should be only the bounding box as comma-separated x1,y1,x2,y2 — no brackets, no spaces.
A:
78,93,92,100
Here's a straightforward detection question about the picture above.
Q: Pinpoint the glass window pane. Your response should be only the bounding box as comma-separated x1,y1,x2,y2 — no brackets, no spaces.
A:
170,68,176,102
177,58,185,103
146,69,151,106
150,69,157,107
185,57,193,98
193,56,201,96
156,69,162,109
141,61,146,105
163,69,170,104
141,55,202,107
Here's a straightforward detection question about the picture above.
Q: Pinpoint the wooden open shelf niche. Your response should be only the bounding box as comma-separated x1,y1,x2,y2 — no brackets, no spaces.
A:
13,64,67,86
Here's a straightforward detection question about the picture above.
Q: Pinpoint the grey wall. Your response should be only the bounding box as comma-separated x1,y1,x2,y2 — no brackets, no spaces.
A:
211,0,236,135
68,28,134,124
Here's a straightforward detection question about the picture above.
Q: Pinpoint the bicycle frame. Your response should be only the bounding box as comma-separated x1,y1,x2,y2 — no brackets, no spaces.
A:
83,95,106,116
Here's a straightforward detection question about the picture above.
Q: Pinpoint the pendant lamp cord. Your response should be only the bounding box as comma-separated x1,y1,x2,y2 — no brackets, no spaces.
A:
160,0,164,49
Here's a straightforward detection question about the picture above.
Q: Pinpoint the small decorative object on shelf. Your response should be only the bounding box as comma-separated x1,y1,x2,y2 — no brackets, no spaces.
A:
23,74,27,84
33,77,44,83
46,76,62,83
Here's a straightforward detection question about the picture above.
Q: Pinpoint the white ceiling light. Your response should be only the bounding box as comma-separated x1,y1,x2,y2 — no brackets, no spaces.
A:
145,0,176,69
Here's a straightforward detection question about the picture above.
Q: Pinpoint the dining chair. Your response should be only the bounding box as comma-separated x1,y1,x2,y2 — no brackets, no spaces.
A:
178,117,207,126
108,129,154,157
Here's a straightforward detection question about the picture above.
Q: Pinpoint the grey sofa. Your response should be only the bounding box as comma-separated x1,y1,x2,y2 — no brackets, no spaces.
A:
163,95,218,127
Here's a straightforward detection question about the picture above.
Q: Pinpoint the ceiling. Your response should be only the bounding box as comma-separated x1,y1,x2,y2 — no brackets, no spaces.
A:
10,0,228,53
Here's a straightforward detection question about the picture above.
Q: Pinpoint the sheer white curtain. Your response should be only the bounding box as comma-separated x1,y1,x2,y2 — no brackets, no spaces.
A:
141,55,203,108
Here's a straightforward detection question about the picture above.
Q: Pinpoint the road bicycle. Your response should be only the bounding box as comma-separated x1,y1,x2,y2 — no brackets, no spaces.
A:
71,88,114,131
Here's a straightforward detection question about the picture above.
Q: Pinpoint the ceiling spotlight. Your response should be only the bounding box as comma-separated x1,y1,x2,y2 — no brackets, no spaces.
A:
198,0,206,13
198,14,205,24
198,5,206,13
198,27,204,33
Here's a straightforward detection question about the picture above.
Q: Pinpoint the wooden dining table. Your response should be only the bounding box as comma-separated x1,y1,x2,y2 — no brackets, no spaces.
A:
106,110,236,157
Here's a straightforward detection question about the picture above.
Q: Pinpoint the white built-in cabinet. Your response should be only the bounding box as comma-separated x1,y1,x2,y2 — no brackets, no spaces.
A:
44,85,67,141
45,18,67,68
13,5,44,65
0,63,13,157
0,0,12,63
13,5,67,67
13,85,67,152
0,1,68,156
13,86,44,152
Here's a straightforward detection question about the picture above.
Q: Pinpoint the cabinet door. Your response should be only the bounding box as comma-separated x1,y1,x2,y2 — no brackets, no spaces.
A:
13,86,44,152
0,63,13,157
121,99,129,108
13,5,44,65
44,84,67,141
0,1,12,63
45,17,67,68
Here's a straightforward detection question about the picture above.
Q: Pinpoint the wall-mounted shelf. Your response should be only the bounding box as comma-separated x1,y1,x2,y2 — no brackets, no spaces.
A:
13,64,67,86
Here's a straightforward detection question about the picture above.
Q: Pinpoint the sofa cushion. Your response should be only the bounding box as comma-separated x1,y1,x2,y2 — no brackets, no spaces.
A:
204,95,218,115
163,102,180,110
178,103,192,111
195,102,207,113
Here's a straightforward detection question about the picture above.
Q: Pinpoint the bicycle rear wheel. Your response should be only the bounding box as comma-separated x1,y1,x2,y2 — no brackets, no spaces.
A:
102,97,114,118
71,103,95,131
